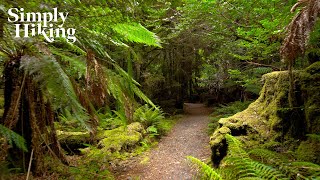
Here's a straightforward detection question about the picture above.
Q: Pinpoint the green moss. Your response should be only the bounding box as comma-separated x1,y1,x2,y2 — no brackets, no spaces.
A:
57,130,90,153
305,61,320,74
210,62,320,164
296,138,320,164
214,71,291,143
210,127,230,146
83,122,145,161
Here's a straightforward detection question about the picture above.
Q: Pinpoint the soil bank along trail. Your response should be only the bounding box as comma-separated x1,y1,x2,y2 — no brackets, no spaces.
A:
115,103,212,180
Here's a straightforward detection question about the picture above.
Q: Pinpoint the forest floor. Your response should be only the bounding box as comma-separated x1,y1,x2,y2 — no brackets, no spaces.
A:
113,103,212,180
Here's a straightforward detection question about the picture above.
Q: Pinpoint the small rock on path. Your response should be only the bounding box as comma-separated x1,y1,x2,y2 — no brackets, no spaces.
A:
115,103,212,180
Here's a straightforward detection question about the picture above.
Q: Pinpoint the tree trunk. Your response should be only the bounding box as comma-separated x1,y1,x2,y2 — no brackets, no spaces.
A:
1,57,67,175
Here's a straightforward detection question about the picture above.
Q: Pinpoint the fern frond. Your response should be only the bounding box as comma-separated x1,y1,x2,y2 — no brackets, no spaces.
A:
112,22,162,47
238,178,264,180
187,156,222,180
225,134,248,158
108,63,156,108
224,156,289,180
53,38,86,56
306,134,320,141
50,47,86,78
0,124,27,152
133,104,164,127
76,29,113,60
20,55,89,130
249,148,287,164
281,0,320,61
290,161,320,178
225,135,288,180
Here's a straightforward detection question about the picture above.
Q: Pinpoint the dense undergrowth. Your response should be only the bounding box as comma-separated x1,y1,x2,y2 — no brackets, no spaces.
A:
188,134,320,180
190,63,320,180
0,103,180,180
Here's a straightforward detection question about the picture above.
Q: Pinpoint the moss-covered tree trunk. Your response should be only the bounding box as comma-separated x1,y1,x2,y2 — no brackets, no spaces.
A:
1,57,67,175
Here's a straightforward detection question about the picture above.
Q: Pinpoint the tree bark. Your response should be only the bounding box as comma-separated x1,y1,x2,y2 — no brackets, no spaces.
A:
1,57,67,175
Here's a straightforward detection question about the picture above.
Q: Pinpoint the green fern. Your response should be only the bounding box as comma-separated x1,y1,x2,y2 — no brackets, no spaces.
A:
225,134,248,158
0,124,27,152
105,64,156,118
133,104,164,127
112,22,162,47
289,162,320,179
306,134,320,141
249,148,320,179
20,55,89,130
50,47,86,78
249,148,288,164
225,135,288,180
187,156,222,180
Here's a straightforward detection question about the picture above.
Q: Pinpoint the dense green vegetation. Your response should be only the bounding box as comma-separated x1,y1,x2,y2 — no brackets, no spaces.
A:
0,0,320,179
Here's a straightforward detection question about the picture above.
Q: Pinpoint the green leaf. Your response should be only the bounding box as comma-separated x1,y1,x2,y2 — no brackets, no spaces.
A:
0,124,27,152
112,22,162,47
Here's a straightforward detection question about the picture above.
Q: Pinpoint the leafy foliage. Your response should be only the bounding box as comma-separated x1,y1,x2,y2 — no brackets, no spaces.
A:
187,156,222,180
112,22,162,47
191,134,320,180
20,55,90,129
0,124,27,152
281,0,320,62
134,104,164,127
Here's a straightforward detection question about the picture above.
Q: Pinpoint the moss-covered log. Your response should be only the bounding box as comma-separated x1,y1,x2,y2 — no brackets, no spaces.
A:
210,62,320,165
58,122,146,159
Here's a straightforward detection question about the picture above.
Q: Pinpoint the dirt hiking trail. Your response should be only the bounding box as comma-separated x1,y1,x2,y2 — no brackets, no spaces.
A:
115,103,212,180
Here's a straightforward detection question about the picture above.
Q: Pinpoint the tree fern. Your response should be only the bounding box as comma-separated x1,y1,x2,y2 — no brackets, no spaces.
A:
76,29,113,60
0,124,27,152
187,156,222,180
20,55,89,130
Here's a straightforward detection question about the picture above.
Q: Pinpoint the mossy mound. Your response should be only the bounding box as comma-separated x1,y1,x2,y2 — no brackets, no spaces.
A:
97,122,145,152
296,136,320,163
218,71,290,141
57,131,91,154
210,62,320,164
57,122,145,157
81,122,146,160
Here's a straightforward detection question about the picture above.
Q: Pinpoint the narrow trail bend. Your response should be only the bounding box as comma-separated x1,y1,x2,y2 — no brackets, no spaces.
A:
115,103,212,180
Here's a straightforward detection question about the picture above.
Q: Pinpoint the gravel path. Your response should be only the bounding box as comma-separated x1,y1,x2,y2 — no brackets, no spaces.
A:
115,103,212,180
